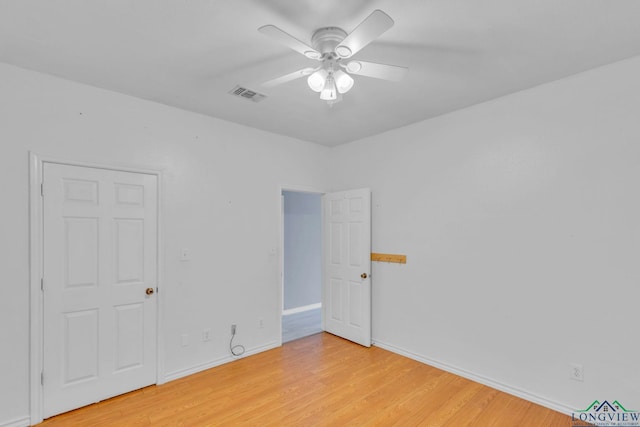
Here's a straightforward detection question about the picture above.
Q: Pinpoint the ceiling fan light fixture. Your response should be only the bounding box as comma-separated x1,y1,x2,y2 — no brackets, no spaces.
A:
307,69,328,92
258,10,406,105
319,75,338,101
334,70,354,94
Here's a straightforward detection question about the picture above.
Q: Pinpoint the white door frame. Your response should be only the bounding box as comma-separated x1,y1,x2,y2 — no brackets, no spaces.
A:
278,185,326,346
29,152,165,424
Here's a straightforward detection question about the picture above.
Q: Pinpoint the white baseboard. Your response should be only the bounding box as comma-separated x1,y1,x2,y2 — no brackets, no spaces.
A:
0,416,30,427
372,339,574,417
164,340,280,383
283,303,321,316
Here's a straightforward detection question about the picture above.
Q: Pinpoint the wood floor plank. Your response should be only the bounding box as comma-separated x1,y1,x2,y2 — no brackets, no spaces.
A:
39,333,571,426
469,392,532,427
441,387,501,427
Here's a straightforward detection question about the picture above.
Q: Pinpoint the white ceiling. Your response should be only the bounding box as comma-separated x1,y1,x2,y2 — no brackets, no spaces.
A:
1,0,640,146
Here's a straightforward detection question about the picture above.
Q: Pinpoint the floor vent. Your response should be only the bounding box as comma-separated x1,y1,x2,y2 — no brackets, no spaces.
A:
228,85,267,102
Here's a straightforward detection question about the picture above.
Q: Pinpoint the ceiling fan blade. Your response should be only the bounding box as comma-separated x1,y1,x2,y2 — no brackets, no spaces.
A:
346,61,408,82
335,10,394,58
261,67,317,88
258,25,321,59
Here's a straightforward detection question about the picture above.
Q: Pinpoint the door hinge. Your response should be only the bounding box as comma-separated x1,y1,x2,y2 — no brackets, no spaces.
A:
41,183,44,197
41,278,44,291
41,371,44,385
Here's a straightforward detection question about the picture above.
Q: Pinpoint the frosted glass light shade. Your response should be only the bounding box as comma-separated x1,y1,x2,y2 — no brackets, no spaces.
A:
307,69,328,92
334,70,354,94
320,76,337,100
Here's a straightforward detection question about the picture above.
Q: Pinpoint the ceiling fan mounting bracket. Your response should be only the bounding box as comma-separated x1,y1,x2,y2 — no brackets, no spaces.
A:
311,27,347,56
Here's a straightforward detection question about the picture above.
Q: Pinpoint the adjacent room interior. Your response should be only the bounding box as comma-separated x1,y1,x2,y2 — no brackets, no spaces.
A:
1,1,639,426
281,190,323,344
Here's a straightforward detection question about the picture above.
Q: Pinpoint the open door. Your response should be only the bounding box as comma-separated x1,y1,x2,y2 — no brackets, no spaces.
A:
322,188,371,347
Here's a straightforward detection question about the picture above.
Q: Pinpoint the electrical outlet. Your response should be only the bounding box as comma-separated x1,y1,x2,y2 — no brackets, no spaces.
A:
569,363,584,381
202,329,211,342
181,334,189,347
231,324,237,335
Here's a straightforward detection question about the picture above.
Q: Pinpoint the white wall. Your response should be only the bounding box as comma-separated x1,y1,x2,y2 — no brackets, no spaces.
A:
0,62,329,426
283,191,322,310
330,55,640,413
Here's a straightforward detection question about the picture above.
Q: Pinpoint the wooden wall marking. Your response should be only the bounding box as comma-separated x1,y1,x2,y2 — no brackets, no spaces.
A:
371,253,406,264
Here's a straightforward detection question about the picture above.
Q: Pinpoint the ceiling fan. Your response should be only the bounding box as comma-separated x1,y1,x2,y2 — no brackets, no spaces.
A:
258,10,408,104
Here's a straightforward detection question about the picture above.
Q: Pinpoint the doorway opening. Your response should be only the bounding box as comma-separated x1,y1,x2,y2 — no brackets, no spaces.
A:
281,190,323,343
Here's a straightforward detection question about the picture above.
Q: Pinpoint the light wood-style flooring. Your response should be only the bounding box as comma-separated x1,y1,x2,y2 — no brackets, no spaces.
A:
40,333,571,426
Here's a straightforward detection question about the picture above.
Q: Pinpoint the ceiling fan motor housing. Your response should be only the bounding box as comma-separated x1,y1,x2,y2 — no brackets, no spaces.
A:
311,27,348,56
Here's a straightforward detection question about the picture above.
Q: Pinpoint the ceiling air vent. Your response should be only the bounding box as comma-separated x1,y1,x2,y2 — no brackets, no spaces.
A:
228,85,267,103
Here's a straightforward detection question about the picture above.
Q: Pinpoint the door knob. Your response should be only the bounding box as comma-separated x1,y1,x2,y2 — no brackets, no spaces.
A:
361,273,368,279
146,288,155,295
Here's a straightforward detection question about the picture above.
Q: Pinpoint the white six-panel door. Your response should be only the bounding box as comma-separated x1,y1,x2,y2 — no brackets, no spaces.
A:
42,163,158,418
322,188,371,347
